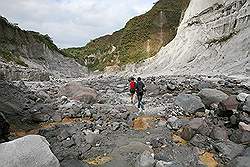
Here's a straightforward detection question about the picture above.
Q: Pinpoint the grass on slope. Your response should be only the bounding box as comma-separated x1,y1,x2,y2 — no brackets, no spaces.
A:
63,0,190,71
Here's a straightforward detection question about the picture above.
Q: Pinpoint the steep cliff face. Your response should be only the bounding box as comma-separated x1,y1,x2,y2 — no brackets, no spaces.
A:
138,0,249,77
64,0,190,71
0,16,87,79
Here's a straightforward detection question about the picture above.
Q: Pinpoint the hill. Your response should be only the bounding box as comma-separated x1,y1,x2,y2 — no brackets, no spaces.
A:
64,0,190,71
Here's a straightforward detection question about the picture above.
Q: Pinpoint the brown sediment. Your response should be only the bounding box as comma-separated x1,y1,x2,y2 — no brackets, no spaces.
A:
132,116,158,131
85,155,112,165
199,152,218,167
12,117,93,138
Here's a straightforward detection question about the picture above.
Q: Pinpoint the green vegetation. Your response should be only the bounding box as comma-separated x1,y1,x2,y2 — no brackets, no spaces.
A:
0,49,28,67
64,0,190,71
0,15,69,66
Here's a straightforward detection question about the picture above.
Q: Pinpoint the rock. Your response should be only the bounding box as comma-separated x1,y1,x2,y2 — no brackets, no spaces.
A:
31,113,51,122
229,156,250,167
237,93,249,102
85,133,99,146
62,138,75,148
167,116,178,123
210,127,228,141
57,129,71,141
59,82,97,104
230,147,250,167
219,96,239,113
111,122,120,131
230,115,238,125
188,118,205,131
61,96,68,102
61,159,90,167
214,141,245,160
36,90,50,101
167,83,176,91
0,112,10,142
198,89,228,108
189,134,211,149
243,96,250,113
135,150,155,167
0,135,60,167
169,119,188,130
155,160,175,167
181,126,195,141
51,113,62,122
175,94,205,114
239,122,250,143
239,122,250,132
197,121,213,137
31,104,53,122
110,141,153,166
155,145,200,166
239,112,250,124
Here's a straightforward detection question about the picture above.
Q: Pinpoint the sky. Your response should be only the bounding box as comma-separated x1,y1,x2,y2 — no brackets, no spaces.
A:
0,0,156,48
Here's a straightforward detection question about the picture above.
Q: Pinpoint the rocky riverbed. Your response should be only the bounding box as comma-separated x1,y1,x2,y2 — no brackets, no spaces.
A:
1,74,250,167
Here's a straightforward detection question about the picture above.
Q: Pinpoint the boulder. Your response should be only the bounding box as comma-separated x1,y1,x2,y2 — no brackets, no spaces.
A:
180,118,206,141
226,149,248,167
181,126,195,141
175,94,205,114
229,156,250,167
135,150,155,167
243,96,250,113
154,145,200,166
59,82,97,104
0,135,60,167
239,122,250,143
198,89,228,108
219,96,239,113
109,141,153,166
210,127,228,141
155,160,176,167
190,134,211,149
214,141,245,160
237,93,249,102
188,118,205,130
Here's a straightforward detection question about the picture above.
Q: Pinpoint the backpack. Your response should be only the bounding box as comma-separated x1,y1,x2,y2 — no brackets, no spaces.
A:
130,81,135,89
136,81,144,93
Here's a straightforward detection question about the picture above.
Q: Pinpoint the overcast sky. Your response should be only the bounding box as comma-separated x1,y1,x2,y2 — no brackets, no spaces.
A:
0,0,156,48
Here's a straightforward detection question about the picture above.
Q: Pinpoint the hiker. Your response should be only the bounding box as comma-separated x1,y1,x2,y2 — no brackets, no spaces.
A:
129,77,136,103
136,77,145,110
0,112,10,142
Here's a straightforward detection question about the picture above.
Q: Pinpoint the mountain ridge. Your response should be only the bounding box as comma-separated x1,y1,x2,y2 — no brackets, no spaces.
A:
0,16,87,79
64,0,190,71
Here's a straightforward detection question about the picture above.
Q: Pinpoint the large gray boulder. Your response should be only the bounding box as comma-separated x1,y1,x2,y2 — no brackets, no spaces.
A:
175,94,205,114
228,147,250,167
0,135,60,167
198,89,229,108
214,141,245,160
59,82,97,104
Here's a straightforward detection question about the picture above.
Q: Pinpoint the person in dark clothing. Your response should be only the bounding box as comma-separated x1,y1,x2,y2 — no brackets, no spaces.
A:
136,77,145,110
0,112,10,142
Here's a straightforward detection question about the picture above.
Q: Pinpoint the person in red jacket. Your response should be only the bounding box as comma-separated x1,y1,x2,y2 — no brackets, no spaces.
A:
129,77,136,103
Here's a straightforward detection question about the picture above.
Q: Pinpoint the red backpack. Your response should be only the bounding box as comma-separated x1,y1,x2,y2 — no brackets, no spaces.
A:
130,81,135,89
